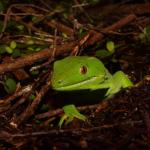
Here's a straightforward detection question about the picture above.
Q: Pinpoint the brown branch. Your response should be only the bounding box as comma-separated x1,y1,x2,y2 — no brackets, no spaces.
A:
88,14,137,45
35,104,99,120
46,20,74,36
10,74,51,127
105,4,150,15
0,42,76,74
0,84,33,106
0,120,143,139
87,4,150,17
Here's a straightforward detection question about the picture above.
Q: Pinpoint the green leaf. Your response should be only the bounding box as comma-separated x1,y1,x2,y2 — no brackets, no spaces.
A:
10,41,17,49
31,16,40,23
16,25,24,31
35,47,41,51
95,49,112,58
58,104,86,127
4,78,17,93
12,49,21,58
62,32,68,39
30,70,39,76
5,46,13,54
27,40,34,45
106,41,115,53
28,94,35,101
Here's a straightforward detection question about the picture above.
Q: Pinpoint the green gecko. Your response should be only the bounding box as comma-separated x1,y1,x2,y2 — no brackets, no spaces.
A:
51,56,133,97
51,56,133,126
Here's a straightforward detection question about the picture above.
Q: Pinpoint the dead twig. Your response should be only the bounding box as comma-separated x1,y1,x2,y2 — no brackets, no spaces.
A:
88,14,137,45
10,73,51,127
0,42,77,74
46,20,74,36
35,104,99,120
0,84,33,106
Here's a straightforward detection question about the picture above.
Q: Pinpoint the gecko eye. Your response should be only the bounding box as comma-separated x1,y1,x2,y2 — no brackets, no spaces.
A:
80,66,88,75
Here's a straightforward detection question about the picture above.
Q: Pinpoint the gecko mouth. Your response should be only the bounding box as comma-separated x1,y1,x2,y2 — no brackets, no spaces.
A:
53,75,106,91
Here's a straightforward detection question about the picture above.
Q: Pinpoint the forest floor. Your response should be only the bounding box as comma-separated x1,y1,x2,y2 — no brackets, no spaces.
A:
0,1,150,149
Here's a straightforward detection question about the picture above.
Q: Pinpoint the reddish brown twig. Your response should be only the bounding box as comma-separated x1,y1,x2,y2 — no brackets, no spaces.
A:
71,31,91,55
88,14,137,45
10,74,51,127
0,42,76,74
46,20,74,37
35,104,99,120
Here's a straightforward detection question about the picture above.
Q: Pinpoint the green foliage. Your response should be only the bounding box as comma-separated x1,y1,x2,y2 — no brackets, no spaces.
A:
30,70,39,76
10,41,17,49
95,41,115,58
12,49,21,58
5,46,13,54
4,78,17,94
95,49,112,58
0,39,44,57
62,32,68,39
28,94,36,101
106,41,115,53
16,25,24,31
58,104,86,127
139,25,150,43
0,41,18,54
27,40,35,45
5,41,17,54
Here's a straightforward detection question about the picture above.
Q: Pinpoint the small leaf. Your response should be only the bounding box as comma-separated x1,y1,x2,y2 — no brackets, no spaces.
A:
35,47,41,51
28,94,35,101
30,70,39,76
27,47,34,51
16,25,24,31
31,16,39,23
106,41,115,53
5,46,13,54
62,32,68,39
4,78,17,93
27,40,34,45
95,49,112,58
10,41,17,49
12,49,21,58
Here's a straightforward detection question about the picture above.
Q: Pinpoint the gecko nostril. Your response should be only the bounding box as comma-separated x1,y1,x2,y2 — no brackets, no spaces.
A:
58,80,63,84
80,66,87,75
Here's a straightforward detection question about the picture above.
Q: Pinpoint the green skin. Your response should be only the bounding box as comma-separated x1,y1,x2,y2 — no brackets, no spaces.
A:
51,56,133,97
